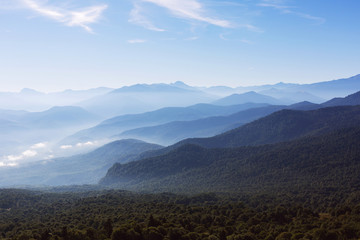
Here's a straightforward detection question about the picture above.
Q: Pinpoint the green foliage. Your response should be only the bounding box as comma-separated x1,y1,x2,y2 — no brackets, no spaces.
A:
1,190,360,240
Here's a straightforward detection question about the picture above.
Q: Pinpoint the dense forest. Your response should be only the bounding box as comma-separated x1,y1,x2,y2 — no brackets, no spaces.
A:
1,188,360,240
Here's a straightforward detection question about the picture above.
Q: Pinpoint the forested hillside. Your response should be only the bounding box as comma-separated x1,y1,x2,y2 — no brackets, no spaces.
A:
1,189,360,240
101,126,360,194
177,105,360,148
115,104,360,167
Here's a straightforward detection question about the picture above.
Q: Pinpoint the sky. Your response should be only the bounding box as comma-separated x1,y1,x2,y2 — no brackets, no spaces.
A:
0,0,359,92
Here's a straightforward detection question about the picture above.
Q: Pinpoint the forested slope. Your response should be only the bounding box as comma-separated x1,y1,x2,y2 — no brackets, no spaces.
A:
101,126,360,195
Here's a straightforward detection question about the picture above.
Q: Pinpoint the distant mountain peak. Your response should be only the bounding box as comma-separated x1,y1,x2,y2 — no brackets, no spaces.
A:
20,88,43,95
243,91,258,95
213,91,284,106
172,81,188,86
111,83,194,93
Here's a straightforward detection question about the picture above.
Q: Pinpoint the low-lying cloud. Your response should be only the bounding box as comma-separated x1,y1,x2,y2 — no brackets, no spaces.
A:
3,149,38,163
0,142,49,167
0,162,18,167
60,145,73,150
76,141,96,147
59,141,97,150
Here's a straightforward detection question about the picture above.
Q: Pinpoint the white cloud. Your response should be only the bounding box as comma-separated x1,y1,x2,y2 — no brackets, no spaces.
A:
0,161,18,167
0,0,26,10
22,149,38,157
207,1,245,8
22,0,64,19
66,5,108,33
185,36,199,41
60,145,73,150
45,154,54,159
219,33,254,44
3,149,38,162
76,141,96,147
257,1,291,10
238,23,263,33
142,0,231,27
240,39,254,45
258,0,325,25
6,155,24,161
31,142,47,149
129,3,165,32
292,12,325,25
7,162,19,167
21,0,108,33
128,39,147,43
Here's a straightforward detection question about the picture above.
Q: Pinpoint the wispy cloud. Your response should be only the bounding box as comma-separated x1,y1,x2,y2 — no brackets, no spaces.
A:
0,142,50,167
291,12,326,24
258,0,325,24
21,0,108,33
0,162,18,167
60,145,72,150
143,0,232,27
59,141,97,150
4,149,38,162
66,5,108,33
238,23,263,33
0,0,28,10
240,39,254,45
76,141,96,147
128,39,147,43
220,33,254,44
22,149,38,157
30,142,47,149
257,0,292,10
185,36,199,41
129,3,165,32
130,0,232,31
207,1,246,8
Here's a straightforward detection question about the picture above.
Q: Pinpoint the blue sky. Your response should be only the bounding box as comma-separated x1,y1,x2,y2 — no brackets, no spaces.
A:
0,0,359,92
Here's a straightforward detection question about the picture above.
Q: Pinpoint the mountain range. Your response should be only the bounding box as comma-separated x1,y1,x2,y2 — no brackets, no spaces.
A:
77,83,217,117
2,74,360,115
1,74,360,190
0,87,113,112
116,105,285,145
100,104,360,194
61,102,269,145
110,91,360,145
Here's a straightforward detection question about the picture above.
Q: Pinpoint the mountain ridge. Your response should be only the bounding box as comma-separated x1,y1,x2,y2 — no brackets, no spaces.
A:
100,126,360,194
